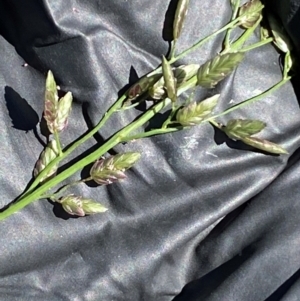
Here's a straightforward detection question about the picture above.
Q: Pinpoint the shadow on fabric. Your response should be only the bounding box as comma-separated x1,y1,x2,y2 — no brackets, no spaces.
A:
4,86,46,147
4,86,39,132
172,244,256,301
265,268,300,301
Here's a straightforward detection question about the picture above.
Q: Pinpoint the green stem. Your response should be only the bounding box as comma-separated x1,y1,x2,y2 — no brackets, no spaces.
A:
122,75,291,141
118,99,171,139
208,77,291,120
147,8,257,79
172,20,239,64
41,177,92,200
162,101,177,129
239,38,273,53
169,40,177,60
121,127,184,142
222,16,262,54
53,131,62,156
223,0,240,51
172,6,263,63
209,119,223,129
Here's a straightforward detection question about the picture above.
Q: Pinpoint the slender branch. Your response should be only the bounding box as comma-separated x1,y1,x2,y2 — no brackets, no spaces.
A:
222,16,262,54
172,5,264,63
121,127,184,142
41,177,92,200
223,0,241,51
207,77,291,120
162,101,177,129
146,7,263,79
171,20,239,64
239,38,273,53
119,95,148,111
118,99,171,140
209,119,223,129
169,40,177,60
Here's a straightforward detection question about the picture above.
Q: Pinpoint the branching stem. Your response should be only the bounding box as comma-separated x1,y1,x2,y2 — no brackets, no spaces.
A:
0,2,291,221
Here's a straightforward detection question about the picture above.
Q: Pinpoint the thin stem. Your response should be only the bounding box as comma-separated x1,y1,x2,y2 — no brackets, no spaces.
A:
239,38,273,53
121,127,184,142
223,0,240,51
41,177,92,200
207,77,291,120
123,74,291,140
119,99,145,111
127,77,292,142
53,131,62,156
118,99,171,140
172,20,239,63
172,6,263,63
222,16,262,54
169,40,177,60
146,11,243,79
132,5,264,82
162,101,177,129
209,119,223,129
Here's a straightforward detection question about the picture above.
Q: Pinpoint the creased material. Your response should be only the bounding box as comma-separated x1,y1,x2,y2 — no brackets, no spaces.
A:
0,0,300,300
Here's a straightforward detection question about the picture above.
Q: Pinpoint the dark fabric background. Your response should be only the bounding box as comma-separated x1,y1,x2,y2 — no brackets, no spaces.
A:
0,0,300,300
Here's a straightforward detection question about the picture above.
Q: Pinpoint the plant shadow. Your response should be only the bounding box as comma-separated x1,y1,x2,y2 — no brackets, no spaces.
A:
4,86,45,147
162,0,180,57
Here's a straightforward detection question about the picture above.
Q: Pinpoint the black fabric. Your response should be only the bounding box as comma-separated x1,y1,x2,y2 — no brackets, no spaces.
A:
1,0,300,300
